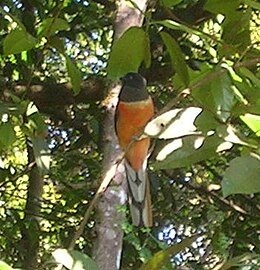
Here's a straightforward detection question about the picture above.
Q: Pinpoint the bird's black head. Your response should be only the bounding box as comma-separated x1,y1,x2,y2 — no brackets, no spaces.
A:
119,72,148,102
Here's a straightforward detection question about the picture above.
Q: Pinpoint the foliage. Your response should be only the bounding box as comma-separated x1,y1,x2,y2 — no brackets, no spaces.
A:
0,0,259,269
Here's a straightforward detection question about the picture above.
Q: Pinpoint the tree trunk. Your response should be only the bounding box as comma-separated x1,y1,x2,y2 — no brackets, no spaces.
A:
92,1,148,269
20,140,43,270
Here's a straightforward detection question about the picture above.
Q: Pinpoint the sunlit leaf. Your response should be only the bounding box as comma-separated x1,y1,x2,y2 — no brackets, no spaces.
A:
240,113,260,136
140,234,200,270
216,124,251,146
66,56,82,94
145,107,202,139
222,153,260,197
3,28,37,56
160,32,189,86
37,18,70,38
52,248,99,270
107,27,151,79
0,260,14,270
154,134,232,170
156,20,205,38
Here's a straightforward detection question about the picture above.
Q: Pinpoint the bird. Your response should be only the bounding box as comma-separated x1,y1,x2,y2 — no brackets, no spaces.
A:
115,72,155,227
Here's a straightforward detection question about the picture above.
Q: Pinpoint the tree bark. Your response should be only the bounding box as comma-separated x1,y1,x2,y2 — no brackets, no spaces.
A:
92,1,148,269
20,140,43,270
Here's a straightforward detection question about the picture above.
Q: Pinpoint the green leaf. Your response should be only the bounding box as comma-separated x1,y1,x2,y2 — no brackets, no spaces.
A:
244,0,260,10
221,9,251,51
193,69,236,122
66,56,82,94
0,122,16,149
204,0,240,15
240,113,260,136
48,36,65,54
162,0,183,7
37,17,70,38
0,260,14,270
222,153,260,197
213,253,260,270
160,32,189,86
3,28,37,56
52,248,99,270
140,234,200,270
156,20,206,38
107,27,151,79
154,133,232,170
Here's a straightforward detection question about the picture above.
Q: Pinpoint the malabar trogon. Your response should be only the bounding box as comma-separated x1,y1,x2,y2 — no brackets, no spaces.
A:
115,72,155,227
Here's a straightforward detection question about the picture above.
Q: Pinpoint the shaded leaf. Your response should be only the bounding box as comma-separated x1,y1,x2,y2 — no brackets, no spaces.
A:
213,253,260,270
66,56,82,94
107,27,151,79
222,153,260,197
37,17,70,38
221,10,251,52
204,0,239,15
145,107,202,139
162,0,183,7
0,122,16,149
3,28,37,56
48,36,65,54
52,248,99,270
140,234,200,270
193,70,236,122
244,0,260,10
160,32,189,86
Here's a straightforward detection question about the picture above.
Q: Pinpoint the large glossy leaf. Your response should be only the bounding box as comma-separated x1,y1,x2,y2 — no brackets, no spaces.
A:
160,32,189,86
52,249,99,270
222,153,260,197
193,69,236,122
107,27,151,79
3,28,37,56
140,234,200,270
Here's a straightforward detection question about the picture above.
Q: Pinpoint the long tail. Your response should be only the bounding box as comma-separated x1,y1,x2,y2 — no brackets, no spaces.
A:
124,160,153,227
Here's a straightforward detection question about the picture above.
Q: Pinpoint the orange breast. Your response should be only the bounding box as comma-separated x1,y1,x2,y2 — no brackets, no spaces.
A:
116,97,154,171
